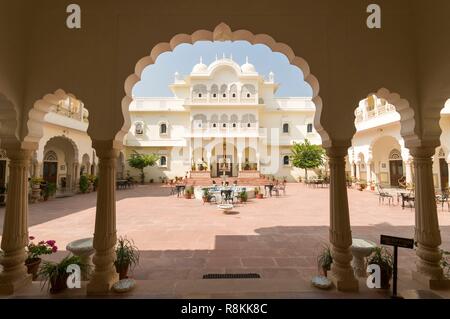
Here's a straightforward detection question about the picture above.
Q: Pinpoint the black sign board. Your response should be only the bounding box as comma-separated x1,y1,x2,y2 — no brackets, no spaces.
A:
380,235,414,249
380,235,415,299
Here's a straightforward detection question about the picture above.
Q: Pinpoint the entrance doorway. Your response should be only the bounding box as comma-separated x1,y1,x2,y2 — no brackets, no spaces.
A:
440,158,449,190
43,161,58,184
217,156,233,177
389,160,403,187
0,160,6,188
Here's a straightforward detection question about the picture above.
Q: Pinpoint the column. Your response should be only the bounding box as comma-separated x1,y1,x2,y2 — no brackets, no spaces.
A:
0,149,33,295
238,154,243,172
405,159,413,185
410,147,450,289
327,146,359,292
207,152,211,172
366,161,372,183
355,162,361,181
350,162,356,180
87,142,119,294
256,153,261,171
33,162,43,178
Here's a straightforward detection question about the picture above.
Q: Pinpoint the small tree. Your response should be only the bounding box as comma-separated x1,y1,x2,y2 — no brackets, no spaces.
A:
291,139,325,181
127,151,159,184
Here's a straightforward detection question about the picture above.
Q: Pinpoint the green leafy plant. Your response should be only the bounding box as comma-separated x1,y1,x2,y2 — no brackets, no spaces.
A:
367,247,393,289
291,139,325,181
79,175,89,193
115,237,140,280
43,183,57,199
441,250,450,278
239,190,248,202
128,151,159,184
317,245,333,276
39,255,89,293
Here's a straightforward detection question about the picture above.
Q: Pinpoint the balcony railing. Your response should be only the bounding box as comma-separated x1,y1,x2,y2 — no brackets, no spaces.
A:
355,104,397,123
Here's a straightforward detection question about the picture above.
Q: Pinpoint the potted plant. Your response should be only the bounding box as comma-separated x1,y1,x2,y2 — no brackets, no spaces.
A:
255,187,263,199
30,177,43,203
39,255,88,293
202,188,210,203
357,180,367,191
114,237,140,280
239,190,248,203
79,175,89,193
25,237,58,280
366,247,393,289
184,186,194,199
92,175,99,191
43,182,57,201
317,245,333,277
440,249,450,279
370,181,376,191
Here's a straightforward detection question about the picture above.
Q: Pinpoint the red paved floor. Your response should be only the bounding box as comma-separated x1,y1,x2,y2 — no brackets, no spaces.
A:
1,183,449,298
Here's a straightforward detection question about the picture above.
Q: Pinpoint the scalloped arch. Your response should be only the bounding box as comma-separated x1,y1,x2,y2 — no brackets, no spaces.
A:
118,22,326,144
369,88,418,145
0,93,19,148
24,89,84,147
43,134,80,162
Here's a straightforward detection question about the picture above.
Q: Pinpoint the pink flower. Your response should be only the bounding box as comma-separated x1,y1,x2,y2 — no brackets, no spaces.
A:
29,236,35,240
52,246,58,253
46,240,56,247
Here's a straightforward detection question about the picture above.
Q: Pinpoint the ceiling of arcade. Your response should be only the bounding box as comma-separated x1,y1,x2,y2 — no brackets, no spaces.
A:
0,0,449,150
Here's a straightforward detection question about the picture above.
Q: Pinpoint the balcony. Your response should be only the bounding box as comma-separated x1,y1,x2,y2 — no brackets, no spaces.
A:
190,122,260,137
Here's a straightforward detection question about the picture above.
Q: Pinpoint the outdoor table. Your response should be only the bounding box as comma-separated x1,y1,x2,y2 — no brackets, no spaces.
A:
175,185,186,197
400,192,415,209
350,238,377,277
220,189,233,203
66,237,95,279
116,180,129,189
264,184,274,197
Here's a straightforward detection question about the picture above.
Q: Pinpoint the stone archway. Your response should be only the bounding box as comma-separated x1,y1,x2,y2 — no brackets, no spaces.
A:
43,135,79,193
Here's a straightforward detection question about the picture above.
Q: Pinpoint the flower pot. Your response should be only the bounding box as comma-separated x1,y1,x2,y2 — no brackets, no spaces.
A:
256,194,264,199
380,270,392,289
321,266,330,278
184,194,192,199
202,196,209,203
25,257,42,280
50,274,69,293
116,264,130,280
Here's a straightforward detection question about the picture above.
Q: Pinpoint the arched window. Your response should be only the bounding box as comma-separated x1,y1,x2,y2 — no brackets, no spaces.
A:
135,122,144,135
220,84,227,98
44,151,58,161
307,123,313,133
282,123,289,133
283,155,290,166
160,123,168,135
160,156,167,167
210,84,219,99
389,149,402,160
193,114,207,128
241,84,256,99
193,84,207,99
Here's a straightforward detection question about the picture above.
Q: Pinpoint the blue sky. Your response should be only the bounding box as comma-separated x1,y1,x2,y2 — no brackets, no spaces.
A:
133,41,312,98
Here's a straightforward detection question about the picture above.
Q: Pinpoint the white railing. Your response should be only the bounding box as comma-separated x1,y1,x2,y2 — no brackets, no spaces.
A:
355,104,397,123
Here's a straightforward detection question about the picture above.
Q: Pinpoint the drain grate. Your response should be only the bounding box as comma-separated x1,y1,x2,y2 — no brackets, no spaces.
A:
203,273,261,279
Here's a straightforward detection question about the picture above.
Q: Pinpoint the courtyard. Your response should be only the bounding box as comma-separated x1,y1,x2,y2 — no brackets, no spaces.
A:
2,183,449,298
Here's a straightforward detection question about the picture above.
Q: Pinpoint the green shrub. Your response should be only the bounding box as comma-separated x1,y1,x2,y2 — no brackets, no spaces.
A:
79,175,89,193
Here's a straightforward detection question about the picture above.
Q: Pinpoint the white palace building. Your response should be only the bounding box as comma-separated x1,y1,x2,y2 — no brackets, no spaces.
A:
1,58,449,190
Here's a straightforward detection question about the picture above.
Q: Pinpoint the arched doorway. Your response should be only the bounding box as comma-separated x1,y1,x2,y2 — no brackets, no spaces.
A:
389,149,403,187
438,148,449,191
43,136,79,193
211,141,238,178
0,149,7,189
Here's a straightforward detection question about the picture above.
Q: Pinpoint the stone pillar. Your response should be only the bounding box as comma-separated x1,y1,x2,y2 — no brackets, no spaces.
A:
366,161,372,183
256,153,261,171
0,149,33,295
206,152,211,172
405,159,413,185
410,147,450,289
33,162,43,178
87,142,120,294
238,154,243,172
355,162,361,181
327,146,359,292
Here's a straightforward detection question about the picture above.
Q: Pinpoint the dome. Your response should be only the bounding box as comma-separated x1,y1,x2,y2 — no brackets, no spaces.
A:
192,57,207,73
241,56,256,73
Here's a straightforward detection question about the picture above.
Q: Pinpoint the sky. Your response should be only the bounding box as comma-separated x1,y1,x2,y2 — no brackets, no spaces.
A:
132,41,312,98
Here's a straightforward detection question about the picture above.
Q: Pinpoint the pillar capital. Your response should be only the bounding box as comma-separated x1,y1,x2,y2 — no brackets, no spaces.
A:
325,145,351,159
92,140,122,159
409,146,436,159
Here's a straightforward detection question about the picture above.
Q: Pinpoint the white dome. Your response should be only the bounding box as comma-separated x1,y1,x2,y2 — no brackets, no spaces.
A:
241,57,256,73
192,57,208,73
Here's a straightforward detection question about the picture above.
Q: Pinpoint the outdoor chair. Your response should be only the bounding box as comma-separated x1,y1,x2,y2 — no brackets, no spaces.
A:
400,191,415,210
277,183,286,196
436,191,450,212
376,184,394,206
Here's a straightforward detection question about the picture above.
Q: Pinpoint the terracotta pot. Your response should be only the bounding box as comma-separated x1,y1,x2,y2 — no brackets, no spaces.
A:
50,274,69,293
202,196,208,203
25,258,42,280
256,194,264,199
184,194,192,199
116,264,130,280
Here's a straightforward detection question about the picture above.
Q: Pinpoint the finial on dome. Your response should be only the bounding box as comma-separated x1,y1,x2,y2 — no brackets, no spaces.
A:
199,56,203,64
246,56,249,64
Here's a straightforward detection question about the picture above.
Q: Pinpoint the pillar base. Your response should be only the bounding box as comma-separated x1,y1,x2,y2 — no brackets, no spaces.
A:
86,272,119,295
329,273,359,292
0,273,32,295
412,271,450,290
